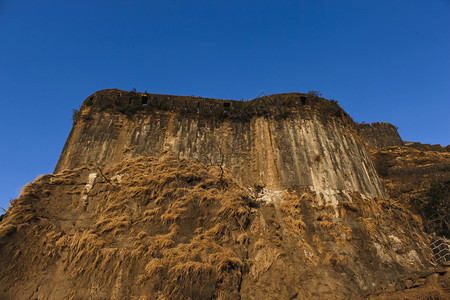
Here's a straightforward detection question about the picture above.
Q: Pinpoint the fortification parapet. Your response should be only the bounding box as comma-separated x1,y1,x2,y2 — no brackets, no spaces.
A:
79,89,351,122
403,141,450,153
357,122,403,149
57,89,386,202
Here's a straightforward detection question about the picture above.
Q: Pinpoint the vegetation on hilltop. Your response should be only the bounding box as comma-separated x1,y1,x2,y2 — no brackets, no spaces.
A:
79,89,349,123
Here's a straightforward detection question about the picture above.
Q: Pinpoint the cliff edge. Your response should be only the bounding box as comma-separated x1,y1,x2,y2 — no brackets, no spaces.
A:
1,90,448,299
55,89,385,203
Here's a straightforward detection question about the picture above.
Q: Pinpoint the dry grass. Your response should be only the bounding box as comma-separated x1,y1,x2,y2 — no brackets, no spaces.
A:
280,192,308,237
358,217,378,235
0,155,252,299
1,148,445,298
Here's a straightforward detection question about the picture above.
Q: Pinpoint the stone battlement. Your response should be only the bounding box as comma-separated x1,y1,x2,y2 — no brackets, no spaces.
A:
357,122,404,149
57,89,386,201
79,89,349,122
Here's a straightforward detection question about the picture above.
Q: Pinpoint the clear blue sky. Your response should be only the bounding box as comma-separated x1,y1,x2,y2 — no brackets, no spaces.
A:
1,0,449,210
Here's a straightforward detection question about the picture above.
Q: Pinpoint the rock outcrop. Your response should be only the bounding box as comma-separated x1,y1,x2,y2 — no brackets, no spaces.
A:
1,89,448,299
357,122,404,149
403,141,450,153
56,90,385,202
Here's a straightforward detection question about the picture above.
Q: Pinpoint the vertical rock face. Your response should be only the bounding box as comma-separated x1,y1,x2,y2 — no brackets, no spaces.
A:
56,90,385,201
357,122,404,149
3,89,446,299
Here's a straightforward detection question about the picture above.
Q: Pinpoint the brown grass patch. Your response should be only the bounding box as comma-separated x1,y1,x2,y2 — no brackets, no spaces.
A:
0,155,252,299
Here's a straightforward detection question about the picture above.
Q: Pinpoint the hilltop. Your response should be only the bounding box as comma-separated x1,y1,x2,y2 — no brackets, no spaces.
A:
0,90,449,299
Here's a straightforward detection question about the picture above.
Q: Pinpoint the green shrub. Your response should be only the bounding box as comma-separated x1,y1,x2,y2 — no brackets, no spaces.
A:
71,109,80,124
411,181,450,237
307,90,322,97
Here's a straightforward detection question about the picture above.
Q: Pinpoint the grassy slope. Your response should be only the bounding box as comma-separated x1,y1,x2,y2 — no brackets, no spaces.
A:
0,152,447,299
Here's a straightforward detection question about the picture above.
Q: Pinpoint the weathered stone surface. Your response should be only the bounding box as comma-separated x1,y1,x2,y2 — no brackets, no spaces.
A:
403,141,450,152
56,90,385,202
2,89,449,299
357,122,404,149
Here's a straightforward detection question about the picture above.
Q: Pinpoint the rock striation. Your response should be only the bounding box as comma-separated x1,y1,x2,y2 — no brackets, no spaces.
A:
56,89,385,202
1,89,448,299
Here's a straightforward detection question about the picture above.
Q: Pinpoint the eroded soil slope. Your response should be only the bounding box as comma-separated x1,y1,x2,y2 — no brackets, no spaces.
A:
364,146,450,299
372,146,450,235
0,155,446,299
0,156,252,299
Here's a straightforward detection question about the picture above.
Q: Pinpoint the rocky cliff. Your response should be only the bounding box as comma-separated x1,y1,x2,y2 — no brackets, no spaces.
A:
357,122,404,149
1,90,448,299
56,89,385,202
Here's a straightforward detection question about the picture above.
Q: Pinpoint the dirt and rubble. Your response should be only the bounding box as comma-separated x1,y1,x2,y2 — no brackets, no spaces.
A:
1,154,447,299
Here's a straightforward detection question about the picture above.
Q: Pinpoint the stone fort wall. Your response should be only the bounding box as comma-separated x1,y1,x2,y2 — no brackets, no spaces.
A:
357,122,404,149
56,89,386,201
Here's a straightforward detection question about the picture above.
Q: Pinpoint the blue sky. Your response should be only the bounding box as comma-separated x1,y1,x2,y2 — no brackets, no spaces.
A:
0,0,449,210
